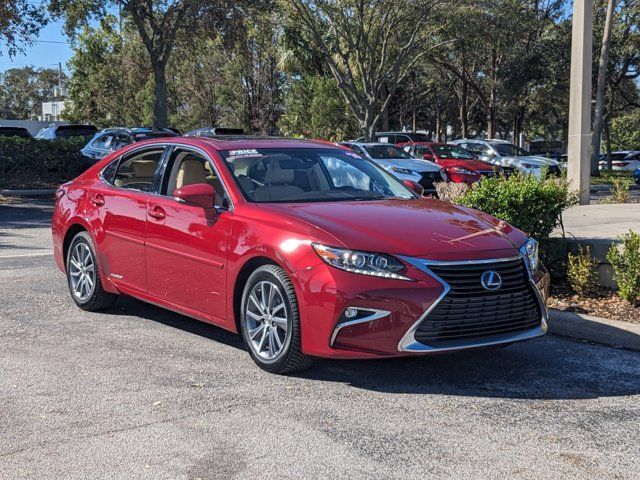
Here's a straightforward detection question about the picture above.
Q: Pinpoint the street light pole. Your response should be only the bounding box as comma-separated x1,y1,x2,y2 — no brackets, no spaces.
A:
567,0,594,205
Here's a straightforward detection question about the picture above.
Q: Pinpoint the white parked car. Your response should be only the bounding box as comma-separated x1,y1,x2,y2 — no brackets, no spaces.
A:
598,151,640,171
340,142,446,195
450,139,562,178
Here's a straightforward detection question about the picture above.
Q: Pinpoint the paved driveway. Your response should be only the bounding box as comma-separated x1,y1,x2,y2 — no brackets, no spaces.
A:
1,199,639,479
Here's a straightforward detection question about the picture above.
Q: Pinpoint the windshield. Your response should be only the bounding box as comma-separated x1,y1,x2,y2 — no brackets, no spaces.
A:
492,143,530,157
364,144,414,160
220,148,416,203
431,145,474,159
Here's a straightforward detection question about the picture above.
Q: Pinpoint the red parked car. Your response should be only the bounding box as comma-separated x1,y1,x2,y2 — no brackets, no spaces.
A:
399,142,504,183
52,137,549,374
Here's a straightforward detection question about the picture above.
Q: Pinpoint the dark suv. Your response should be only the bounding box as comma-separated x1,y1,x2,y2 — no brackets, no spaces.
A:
354,131,431,145
35,124,98,140
81,127,178,162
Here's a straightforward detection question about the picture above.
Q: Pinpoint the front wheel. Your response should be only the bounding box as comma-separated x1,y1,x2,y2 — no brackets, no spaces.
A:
66,231,118,311
240,264,312,374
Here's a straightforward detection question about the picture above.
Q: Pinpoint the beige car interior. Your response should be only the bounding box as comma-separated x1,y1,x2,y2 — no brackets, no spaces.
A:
167,151,225,206
113,151,163,191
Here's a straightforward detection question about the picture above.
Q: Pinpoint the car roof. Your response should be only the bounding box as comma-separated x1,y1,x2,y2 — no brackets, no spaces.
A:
341,142,402,147
134,136,345,151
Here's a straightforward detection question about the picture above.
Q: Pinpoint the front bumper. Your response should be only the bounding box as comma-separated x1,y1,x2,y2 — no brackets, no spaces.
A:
299,253,549,359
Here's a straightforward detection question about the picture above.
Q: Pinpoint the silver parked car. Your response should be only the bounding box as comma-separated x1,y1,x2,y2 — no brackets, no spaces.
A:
340,142,446,195
450,139,561,177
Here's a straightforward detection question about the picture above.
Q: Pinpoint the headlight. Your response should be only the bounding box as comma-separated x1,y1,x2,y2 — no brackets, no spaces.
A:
522,163,540,169
312,243,411,280
439,169,448,181
390,166,415,175
521,238,539,273
449,167,476,175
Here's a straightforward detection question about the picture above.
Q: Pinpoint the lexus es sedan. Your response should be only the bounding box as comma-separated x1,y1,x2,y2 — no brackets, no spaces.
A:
52,137,549,374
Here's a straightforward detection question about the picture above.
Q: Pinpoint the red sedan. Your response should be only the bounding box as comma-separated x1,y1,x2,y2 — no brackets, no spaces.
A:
52,137,548,374
400,142,504,183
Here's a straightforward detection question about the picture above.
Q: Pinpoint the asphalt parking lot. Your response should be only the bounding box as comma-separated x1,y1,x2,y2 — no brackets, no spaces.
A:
1,199,639,479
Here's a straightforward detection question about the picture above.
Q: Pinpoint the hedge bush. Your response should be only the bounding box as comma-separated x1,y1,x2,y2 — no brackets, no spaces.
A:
459,172,578,241
607,231,640,305
0,136,90,188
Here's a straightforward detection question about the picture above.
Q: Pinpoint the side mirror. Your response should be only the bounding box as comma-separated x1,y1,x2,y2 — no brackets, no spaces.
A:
173,183,216,209
402,179,425,196
422,153,434,161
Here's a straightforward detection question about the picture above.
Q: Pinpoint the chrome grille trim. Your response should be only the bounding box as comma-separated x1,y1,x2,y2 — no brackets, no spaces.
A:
397,253,547,352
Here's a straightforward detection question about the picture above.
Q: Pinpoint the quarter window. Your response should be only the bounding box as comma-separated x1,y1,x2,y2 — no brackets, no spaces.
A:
112,148,165,192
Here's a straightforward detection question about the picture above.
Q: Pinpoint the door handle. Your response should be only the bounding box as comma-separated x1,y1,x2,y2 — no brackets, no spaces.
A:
91,194,105,206
147,206,166,220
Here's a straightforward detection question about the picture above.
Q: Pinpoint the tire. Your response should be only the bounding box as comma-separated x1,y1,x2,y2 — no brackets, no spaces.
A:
239,264,312,374
66,231,118,311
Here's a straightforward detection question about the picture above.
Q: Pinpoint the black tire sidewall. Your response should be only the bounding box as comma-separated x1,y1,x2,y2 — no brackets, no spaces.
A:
66,232,98,308
240,266,298,370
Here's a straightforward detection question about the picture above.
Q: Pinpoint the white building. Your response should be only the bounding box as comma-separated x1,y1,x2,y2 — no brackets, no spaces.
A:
41,101,66,122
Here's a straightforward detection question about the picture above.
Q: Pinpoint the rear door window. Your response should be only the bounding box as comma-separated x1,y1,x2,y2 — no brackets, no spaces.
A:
111,147,166,192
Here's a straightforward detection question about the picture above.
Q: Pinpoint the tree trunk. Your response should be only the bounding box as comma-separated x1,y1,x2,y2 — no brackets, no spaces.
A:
459,79,469,138
591,0,617,175
604,118,613,169
152,61,168,129
487,106,496,139
435,108,442,143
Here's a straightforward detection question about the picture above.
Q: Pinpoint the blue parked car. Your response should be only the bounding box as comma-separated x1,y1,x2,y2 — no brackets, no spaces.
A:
634,167,640,185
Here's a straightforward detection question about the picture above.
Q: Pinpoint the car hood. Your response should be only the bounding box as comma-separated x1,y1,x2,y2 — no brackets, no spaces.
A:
528,155,560,166
260,199,527,259
437,159,499,171
497,155,550,167
372,158,442,172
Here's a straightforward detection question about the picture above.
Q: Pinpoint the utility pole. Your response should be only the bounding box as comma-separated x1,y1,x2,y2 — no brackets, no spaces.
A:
58,62,62,98
567,0,594,205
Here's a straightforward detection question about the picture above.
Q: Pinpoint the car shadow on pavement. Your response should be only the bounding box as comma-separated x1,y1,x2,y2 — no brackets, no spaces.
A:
0,199,54,230
110,295,640,401
110,295,245,351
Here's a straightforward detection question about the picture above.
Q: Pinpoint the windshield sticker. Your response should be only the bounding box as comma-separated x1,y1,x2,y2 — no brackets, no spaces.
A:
225,149,264,161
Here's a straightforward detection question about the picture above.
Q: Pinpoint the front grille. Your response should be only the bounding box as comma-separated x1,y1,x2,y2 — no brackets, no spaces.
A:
547,165,561,177
418,171,439,190
478,170,496,178
414,258,541,344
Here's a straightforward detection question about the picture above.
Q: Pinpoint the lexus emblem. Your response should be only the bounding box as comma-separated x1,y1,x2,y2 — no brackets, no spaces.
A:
480,270,502,291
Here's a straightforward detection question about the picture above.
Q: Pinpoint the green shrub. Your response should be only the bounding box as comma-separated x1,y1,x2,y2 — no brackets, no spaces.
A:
459,172,578,240
567,244,599,294
601,177,631,204
606,231,640,305
0,136,89,188
539,237,569,283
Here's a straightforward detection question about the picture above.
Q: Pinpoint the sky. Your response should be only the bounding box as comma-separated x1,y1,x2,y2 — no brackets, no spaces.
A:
0,19,74,73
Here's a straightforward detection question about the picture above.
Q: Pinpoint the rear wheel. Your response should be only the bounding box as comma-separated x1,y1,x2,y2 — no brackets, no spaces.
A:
240,264,312,374
66,231,118,311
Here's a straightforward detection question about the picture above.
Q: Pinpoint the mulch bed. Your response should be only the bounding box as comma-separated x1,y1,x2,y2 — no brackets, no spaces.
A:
549,284,640,324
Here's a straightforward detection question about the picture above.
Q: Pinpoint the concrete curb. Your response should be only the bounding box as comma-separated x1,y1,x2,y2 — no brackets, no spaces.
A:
549,308,640,351
590,184,640,192
0,189,56,197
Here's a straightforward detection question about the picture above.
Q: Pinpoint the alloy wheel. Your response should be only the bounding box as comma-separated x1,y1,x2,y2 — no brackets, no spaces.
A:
68,242,96,302
244,280,289,360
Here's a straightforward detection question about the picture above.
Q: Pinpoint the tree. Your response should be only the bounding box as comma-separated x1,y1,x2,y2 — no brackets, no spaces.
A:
64,16,152,126
50,0,232,128
0,66,65,119
284,0,440,141
278,75,358,140
0,0,48,57
591,0,617,175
